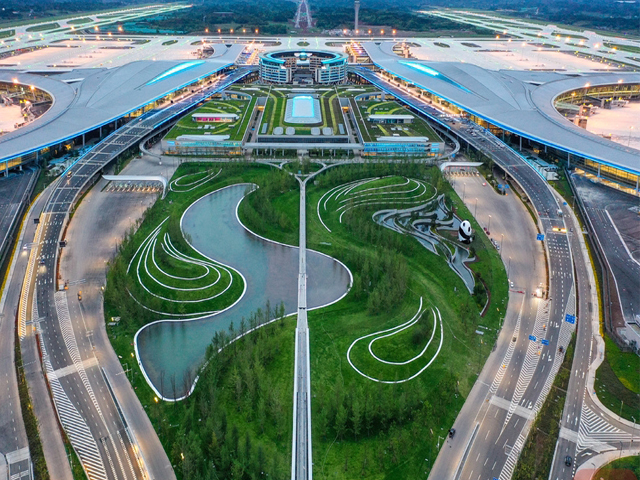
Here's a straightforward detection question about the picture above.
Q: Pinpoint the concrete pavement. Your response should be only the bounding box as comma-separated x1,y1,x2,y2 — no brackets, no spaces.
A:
292,176,312,480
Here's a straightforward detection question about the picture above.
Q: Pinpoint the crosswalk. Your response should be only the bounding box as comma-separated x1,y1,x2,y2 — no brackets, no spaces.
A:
54,292,136,480
577,402,632,454
35,294,108,480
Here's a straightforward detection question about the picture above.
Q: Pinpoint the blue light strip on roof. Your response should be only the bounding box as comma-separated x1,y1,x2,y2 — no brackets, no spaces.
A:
399,61,472,94
146,60,205,86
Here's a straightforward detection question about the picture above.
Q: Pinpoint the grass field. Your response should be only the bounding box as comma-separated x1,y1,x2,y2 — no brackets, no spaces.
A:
25,22,60,32
354,99,442,143
604,42,640,54
595,456,640,480
304,163,507,478
595,335,640,422
67,17,93,25
0,29,14,38
164,97,254,141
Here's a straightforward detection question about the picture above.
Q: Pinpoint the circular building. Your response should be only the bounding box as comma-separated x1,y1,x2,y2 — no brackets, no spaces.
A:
259,50,347,85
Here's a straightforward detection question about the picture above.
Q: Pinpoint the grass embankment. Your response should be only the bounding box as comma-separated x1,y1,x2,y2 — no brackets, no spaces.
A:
15,328,49,479
105,164,298,479
595,456,640,479
0,29,14,38
164,98,252,141
304,163,507,478
67,18,93,25
604,43,640,54
513,334,576,479
354,99,442,143
25,23,60,32
595,335,640,422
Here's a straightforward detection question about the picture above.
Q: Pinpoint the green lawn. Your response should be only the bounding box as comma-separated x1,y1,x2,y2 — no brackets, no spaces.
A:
25,22,60,32
595,335,640,422
604,42,640,54
354,99,442,144
67,17,93,25
304,164,508,478
164,98,252,141
0,29,14,38
595,456,640,480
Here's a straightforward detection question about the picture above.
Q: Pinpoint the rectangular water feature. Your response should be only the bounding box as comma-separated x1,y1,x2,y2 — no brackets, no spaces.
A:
285,95,322,124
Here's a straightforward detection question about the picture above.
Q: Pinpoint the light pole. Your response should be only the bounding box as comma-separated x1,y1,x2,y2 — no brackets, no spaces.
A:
501,233,504,255
463,182,466,201
508,256,511,279
488,215,492,232
629,126,634,147
474,197,478,218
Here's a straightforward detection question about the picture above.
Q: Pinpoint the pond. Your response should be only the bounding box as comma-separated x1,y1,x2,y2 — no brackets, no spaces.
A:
135,184,351,399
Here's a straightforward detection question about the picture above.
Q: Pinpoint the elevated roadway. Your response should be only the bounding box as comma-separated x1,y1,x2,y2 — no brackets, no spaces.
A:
17,67,252,479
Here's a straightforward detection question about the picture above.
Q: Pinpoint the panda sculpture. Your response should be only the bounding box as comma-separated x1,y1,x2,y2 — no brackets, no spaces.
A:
458,220,473,244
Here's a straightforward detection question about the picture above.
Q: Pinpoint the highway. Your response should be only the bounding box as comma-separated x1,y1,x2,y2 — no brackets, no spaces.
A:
15,67,252,479
292,176,312,480
352,68,581,479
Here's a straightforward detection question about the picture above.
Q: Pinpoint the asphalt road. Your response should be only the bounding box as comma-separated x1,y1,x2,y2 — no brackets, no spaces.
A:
0,173,43,480
354,66,640,479
16,68,252,479
572,175,640,328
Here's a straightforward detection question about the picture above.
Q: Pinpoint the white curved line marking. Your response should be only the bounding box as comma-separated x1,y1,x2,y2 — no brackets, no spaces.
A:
346,298,444,383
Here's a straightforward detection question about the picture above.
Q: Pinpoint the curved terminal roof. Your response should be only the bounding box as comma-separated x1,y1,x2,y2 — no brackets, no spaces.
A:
364,42,640,175
0,44,244,163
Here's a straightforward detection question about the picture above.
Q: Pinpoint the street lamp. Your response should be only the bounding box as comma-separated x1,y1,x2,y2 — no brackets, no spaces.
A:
463,182,466,201
508,256,511,279
500,233,504,255
474,197,478,218
629,126,634,147
488,215,492,232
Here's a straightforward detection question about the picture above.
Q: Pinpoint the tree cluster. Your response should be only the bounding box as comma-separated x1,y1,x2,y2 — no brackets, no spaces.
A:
314,373,458,448
161,301,291,480
240,168,297,236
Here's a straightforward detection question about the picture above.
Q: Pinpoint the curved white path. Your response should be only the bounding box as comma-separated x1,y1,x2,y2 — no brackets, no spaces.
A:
346,298,445,383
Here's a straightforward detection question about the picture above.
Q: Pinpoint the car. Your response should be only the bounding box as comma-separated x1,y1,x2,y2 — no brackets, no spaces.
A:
77,290,82,302
564,456,572,467
510,281,514,288
448,428,456,438
482,182,486,186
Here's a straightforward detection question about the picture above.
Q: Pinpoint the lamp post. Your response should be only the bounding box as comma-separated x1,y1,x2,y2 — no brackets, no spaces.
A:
629,126,634,147
488,215,492,232
508,256,511,279
474,197,478,218
501,233,504,256
463,182,466,201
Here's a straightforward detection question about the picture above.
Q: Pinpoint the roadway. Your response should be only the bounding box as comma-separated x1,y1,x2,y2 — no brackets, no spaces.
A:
352,68,580,479
15,67,252,479
292,175,312,480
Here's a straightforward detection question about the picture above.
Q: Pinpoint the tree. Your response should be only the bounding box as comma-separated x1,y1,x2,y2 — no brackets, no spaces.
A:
335,404,348,440
352,397,363,441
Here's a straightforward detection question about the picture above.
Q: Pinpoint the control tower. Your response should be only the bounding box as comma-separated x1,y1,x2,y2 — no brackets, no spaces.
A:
354,0,360,32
